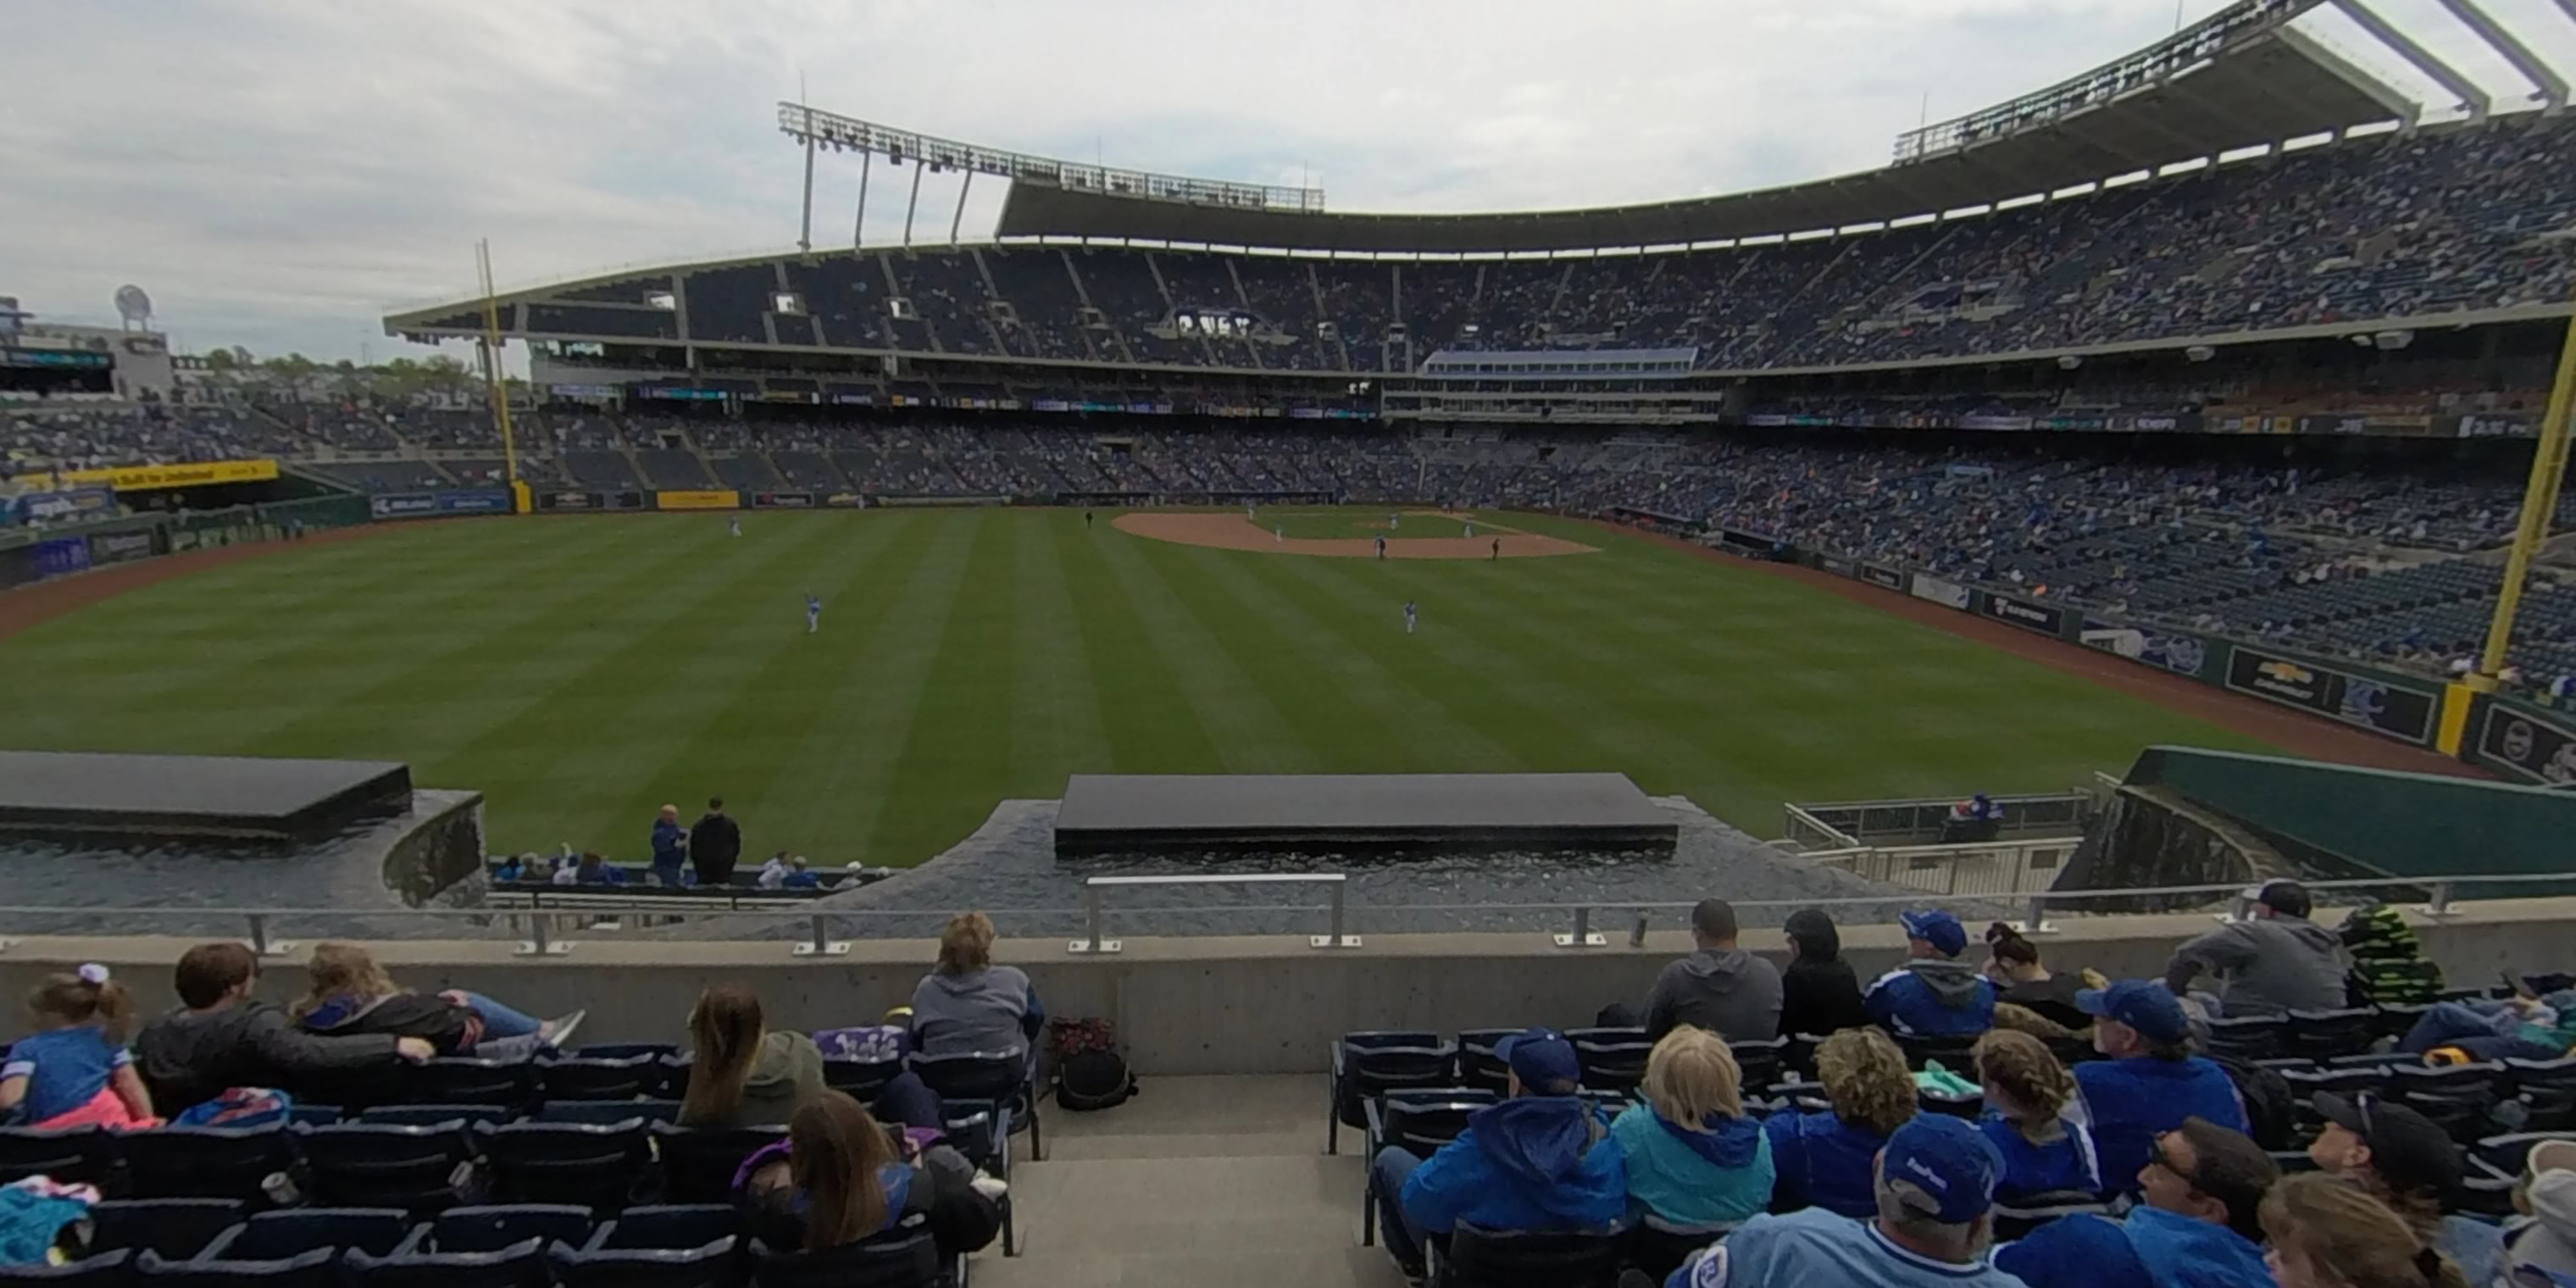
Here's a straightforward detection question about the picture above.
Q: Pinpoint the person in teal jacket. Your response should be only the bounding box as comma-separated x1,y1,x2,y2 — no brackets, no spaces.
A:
1371,1026,1625,1279
1610,1025,1775,1227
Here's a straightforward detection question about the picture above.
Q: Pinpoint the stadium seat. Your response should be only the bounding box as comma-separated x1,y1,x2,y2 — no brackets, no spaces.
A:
1630,1215,1736,1283
1917,1085,1983,1120
2284,1008,2377,1061
84,1201,246,1261
291,1120,475,1210
119,1126,292,1202
0,1250,129,1285
477,1118,650,1209
650,1124,783,1206
343,1239,550,1288
1455,1030,1518,1097
1361,1089,1497,1246
408,1058,536,1110
1432,1219,1629,1288
937,1102,1019,1257
1896,1033,1979,1073
747,1229,942,1288
1729,1037,1788,1091
135,1248,333,1288
1991,1193,2113,1242
911,1048,1043,1162
820,1056,904,1102
2473,1132,2576,1178
201,1208,412,1260
0,1126,115,1188
1329,1032,1458,1152
538,1054,658,1103
1565,1028,1652,1092
407,1205,594,1255
2202,1015,2286,1062
1781,1034,1828,1080
563,1045,686,1098
286,1106,341,1128
358,1104,512,1129
534,1097,683,1127
2510,1058,2576,1130
547,1236,739,1288
583,1205,738,1253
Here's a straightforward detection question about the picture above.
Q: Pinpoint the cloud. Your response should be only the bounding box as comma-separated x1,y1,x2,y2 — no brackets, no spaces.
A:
0,0,2551,361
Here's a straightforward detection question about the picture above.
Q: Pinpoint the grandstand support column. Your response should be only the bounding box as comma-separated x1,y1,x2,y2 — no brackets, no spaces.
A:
903,161,924,248
950,170,972,246
852,150,872,249
2471,297,2576,690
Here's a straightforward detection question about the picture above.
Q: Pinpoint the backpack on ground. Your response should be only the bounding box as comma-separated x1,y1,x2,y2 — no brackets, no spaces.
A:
1047,1017,1135,1113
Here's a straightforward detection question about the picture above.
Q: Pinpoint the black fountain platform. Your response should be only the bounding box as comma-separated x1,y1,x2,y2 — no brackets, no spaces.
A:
1052,772,1677,858
0,750,414,844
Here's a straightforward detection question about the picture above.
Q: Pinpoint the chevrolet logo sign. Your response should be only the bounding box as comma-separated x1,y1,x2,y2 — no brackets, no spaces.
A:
2257,661,2313,685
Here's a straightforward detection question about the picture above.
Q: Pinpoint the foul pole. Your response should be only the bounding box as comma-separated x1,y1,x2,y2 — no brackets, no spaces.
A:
2471,291,2576,690
475,239,525,508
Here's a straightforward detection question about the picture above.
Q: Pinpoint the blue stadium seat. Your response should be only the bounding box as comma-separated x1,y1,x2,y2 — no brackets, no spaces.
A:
1329,1031,1457,1152
0,1250,130,1286
1361,1089,1496,1246
135,1247,336,1288
533,1098,682,1126
1433,1219,1629,1288
2285,1008,2377,1061
1455,1030,1518,1097
0,1126,115,1188
408,1205,593,1255
358,1105,512,1129
538,1054,658,1103
344,1238,550,1288
407,1058,535,1110
1729,1037,1789,1091
85,1201,245,1261
119,1126,292,1202
547,1236,738,1288
648,1124,781,1206
911,1048,1042,1162
476,1119,649,1209
291,1120,475,1210
201,1208,411,1260
583,1205,737,1252
1566,1027,1653,1092
820,1057,903,1102
747,1228,941,1288
1631,1215,1738,1283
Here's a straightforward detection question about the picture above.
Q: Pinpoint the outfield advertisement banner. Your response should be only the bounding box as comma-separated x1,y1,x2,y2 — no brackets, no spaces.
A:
751,491,815,508
12,487,116,525
1860,564,1903,591
85,530,158,567
370,490,511,519
654,490,741,512
1817,554,1857,578
2478,702,2576,786
536,491,647,512
2224,646,2439,744
823,492,866,508
1909,573,1971,610
49,459,279,492
2079,617,2214,679
31,536,89,580
1979,591,2064,636
2483,705,2576,783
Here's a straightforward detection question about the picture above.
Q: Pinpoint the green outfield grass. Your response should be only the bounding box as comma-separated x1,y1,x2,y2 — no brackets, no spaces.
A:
0,509,2274,864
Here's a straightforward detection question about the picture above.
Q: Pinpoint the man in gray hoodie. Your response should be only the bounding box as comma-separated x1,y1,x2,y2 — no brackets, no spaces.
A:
1637,899,1783,1043
2162,879,2348,1016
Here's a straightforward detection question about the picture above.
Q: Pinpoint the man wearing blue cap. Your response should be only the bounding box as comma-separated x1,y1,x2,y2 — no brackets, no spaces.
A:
1372,1025,1625,1280
2069,979,2250,1196
1864,909,1996,1039
1995,1115,2279,1288
1666,1114,2021,1288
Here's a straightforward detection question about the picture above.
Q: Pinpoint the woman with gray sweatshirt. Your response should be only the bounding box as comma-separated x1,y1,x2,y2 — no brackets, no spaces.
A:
910,912,1045,1058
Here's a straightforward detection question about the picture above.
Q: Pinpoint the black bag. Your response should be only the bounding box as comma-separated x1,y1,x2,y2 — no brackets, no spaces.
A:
2212,1053,2296,1151
1056,1050,1136,1112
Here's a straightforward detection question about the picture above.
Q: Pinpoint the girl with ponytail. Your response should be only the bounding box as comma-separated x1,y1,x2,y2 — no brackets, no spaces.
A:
0,965,158,1129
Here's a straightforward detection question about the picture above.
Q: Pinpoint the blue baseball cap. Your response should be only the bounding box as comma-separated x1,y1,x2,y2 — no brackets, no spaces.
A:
2077,979,2191,1043
1496,1026,1582,1093
1880,1114,2002,1223
1901,908,1968,958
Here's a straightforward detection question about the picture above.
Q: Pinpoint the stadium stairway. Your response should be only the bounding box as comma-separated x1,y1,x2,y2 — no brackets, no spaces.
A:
974,1074,1402,1288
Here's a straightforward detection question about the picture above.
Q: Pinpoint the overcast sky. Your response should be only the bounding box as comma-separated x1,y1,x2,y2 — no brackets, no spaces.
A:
4,0,2568,364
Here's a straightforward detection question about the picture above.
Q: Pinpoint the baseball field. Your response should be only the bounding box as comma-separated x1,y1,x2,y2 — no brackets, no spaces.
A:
0,508,2289,865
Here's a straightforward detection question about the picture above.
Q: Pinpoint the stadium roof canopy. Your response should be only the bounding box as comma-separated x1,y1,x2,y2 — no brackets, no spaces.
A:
944,0,2551,253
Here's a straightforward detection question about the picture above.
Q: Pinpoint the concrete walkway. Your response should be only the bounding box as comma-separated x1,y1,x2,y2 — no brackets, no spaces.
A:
971,1074,1409,1288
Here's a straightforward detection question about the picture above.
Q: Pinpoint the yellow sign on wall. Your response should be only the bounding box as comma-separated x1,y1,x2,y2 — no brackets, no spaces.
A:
50,459,280,491
654,489,741,511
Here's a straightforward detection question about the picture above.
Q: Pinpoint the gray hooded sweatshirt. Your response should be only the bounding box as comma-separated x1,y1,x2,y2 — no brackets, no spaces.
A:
911,965,1037,1058
2162,915,2348,1016
1642,947,1784,1043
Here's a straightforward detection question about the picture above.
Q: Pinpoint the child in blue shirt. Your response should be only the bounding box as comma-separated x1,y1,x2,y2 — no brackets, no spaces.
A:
0,966,158,1130
1972,1030,2100,1201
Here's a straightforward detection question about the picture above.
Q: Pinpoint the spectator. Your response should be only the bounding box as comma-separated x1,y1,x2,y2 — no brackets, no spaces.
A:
910,912,1044,1059
2501,1140,2576,1282
650,804,688,886
691,796,742,886
679,984,824,1130
291,941,579,1059
2398,988,2576,1063
1628,898,1782,1043
781,856,821,889
1666,1114,2020,1288
2306,1091,2502,1283
133,942,432,1117
1767,1027,1918,1218
736,1090,1002,1260
2261,1171,2473,1288
2162,879,2347,1016
491,853,538,884
0,966,157,1130
2071,980,2251,1196
1779,908,1871,1037
1941,792,2005,843
573,851,624,886
1983,923,2089,1031
1970,1030,2099,1201
1996,1116,2279,1288
1371,1026,1624,1280
1866,909,1996,1038
1609,1026,1775,1227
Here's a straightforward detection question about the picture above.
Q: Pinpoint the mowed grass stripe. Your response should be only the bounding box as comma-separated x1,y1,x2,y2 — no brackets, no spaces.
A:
1052,514,1223,774
866,512,1023,863
1092,525,1323,774
1008,513,1112,791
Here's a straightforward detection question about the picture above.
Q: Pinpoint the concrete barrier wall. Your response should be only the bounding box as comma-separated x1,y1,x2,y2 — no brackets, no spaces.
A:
15,899,2573,1075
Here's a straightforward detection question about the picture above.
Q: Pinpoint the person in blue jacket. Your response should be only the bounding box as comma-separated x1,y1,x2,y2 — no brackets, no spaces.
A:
1865,909,1996,1038
2070,980,2250,1196
1767,1027,1919,1218
1371,1025,1625,1280
1995,1115,2280,1288
649,804,689,886
1970,1029,2101,1202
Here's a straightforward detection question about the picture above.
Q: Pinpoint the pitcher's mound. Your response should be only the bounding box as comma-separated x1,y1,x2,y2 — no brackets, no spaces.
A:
1114,511,1599,559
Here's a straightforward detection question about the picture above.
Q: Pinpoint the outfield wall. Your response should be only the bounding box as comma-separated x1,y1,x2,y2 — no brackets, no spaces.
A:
6,900,2572,1074
0,495,368,593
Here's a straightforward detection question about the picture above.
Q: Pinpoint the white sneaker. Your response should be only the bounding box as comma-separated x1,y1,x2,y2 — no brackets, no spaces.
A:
541,1009,586,1051
969,1172,1010,1200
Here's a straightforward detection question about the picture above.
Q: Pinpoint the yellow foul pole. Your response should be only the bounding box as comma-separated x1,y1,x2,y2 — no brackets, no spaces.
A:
2470,293,2576,691
475,240,525,509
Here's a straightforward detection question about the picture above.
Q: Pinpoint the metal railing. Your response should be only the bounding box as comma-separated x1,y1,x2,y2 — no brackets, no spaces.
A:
1,871,2570,959
1805,837,2090,898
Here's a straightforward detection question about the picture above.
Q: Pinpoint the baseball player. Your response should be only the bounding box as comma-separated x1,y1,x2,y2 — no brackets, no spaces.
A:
1463,520,1474,538
1375,534,1387,561
729,517,741,538
1403,600,1418,635
805,592,822,635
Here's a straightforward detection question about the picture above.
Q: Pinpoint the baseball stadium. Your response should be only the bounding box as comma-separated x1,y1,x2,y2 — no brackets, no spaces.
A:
7,1,2576,1285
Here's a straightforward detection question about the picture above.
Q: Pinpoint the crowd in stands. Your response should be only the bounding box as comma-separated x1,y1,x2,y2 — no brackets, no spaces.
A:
1343,884,2576,1287
0,406,303,477
639,114,2576,375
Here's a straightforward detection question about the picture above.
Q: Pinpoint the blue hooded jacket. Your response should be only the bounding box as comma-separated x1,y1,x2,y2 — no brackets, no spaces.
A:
1763,1109,1891,1219
2071,1056,2247,1196
1996,1207,2273,1288
1864,960,1997,1037
651,820,687,869
1398,1096,1626,1236
1608,1102,1774,1226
